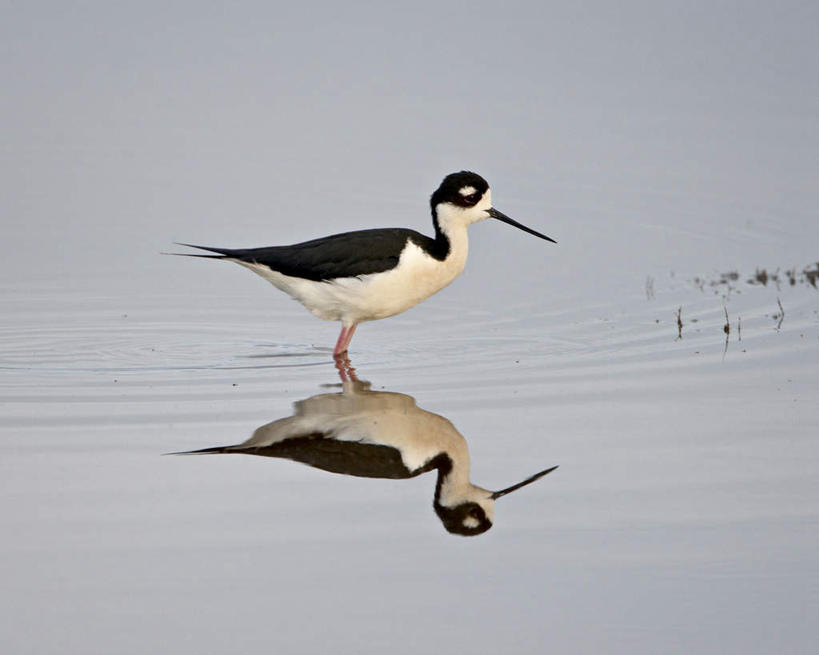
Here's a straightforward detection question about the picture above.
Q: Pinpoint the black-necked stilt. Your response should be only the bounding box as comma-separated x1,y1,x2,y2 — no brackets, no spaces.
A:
173,375,557,536
173,171,555,357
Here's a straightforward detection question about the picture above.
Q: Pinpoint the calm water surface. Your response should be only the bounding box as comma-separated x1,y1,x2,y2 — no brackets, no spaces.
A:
1,276,816,654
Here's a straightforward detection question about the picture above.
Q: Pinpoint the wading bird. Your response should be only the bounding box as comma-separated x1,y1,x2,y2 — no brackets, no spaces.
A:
174,171,555,357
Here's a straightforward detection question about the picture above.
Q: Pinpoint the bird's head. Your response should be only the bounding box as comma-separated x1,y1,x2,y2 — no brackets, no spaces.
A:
434,465,559,536
430,171,556,243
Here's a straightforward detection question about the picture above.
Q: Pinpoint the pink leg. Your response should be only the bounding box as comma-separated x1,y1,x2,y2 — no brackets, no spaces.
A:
333,323,357,358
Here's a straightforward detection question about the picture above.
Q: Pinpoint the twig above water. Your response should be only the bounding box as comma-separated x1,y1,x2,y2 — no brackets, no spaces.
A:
722,306,730,359
676,306,683,340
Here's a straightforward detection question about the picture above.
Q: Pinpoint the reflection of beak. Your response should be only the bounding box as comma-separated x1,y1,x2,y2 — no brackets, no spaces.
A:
487,207,557,243
491,465,559,499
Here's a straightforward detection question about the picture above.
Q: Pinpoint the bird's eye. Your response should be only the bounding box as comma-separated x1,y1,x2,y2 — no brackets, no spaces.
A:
464,193,479,204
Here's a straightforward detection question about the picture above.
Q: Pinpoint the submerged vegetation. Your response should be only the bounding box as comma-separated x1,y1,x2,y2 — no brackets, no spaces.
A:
691,263,819,294
652,263,817,343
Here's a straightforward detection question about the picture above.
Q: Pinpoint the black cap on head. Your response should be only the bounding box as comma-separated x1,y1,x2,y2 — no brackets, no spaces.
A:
430,171,489,210
434,500,493,536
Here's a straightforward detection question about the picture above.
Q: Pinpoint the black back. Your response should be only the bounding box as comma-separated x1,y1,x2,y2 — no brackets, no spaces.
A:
237,433,446,480
244,433,412,478
189,228,441,281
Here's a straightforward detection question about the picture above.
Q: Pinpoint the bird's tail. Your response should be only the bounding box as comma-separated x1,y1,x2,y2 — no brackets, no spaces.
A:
164,445,234,456
161,243,241,259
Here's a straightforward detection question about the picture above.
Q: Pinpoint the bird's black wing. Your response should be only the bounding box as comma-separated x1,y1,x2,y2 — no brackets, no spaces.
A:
246,433,415,479
176,433,416,479
180,228,436,281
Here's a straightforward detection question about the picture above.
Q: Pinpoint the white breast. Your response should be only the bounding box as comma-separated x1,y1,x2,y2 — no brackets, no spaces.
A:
236,229,469,324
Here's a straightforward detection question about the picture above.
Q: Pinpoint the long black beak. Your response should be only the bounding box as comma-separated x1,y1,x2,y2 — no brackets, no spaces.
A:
487,207,556,244
491,465,558,500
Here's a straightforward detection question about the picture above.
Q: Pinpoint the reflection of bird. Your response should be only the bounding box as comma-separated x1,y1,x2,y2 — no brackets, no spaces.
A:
175,378,557,536
172,171,555,357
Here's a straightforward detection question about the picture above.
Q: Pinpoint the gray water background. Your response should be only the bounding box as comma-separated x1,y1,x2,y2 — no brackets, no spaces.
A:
2,2,818,653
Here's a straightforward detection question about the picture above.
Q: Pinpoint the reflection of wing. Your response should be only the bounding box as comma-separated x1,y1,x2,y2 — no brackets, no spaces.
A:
232,389,460,475
177,385,464,479
246,433,414,479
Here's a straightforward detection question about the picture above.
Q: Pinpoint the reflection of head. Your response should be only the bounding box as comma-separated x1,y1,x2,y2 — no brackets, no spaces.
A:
433,461,559,537
434,499,494,536
431,454,497,536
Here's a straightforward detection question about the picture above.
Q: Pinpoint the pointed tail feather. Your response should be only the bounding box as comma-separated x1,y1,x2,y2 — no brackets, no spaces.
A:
164,445,234,456
176,242,240,255
160,252,227,259
161,243,245,259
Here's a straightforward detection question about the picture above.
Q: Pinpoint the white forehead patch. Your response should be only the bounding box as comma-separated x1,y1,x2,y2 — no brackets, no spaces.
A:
463,516,480,528
458,186,477,197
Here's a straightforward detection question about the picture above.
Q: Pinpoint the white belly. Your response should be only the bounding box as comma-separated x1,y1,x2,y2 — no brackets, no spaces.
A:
236,238,468,324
